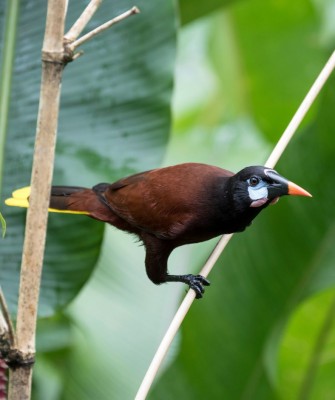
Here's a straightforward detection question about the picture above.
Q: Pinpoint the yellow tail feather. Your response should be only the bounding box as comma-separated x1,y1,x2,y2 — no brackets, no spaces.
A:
5,186,89,215
5,186,30,208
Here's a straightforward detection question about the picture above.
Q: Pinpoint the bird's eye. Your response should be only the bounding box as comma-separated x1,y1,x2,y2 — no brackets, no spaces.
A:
249,176,260,187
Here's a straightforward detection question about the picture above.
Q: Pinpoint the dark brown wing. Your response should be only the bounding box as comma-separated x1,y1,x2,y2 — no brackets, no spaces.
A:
103,163,234,239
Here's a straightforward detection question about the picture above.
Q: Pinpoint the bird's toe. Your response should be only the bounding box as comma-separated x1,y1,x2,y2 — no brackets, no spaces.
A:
187,275,211,299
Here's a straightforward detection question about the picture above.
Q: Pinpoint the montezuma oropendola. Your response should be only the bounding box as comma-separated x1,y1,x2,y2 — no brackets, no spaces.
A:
5,163,312,298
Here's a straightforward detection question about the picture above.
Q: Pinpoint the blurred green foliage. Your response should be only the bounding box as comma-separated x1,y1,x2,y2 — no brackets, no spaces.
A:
1,0,335,399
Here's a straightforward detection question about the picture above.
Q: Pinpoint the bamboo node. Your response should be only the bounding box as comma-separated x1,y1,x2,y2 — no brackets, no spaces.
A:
1,348,35,370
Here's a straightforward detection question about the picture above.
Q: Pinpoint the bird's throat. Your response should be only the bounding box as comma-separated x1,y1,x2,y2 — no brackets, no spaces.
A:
250,197,268,208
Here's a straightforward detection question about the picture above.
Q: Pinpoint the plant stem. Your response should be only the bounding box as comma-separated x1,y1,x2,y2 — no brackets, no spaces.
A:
7,1,67,399
64,0,103,42
0,286,15,347
0,0,20,200
68,6,140,51
135,49,335,400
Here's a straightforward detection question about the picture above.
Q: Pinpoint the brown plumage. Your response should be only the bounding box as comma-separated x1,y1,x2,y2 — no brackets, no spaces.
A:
6,163,312,298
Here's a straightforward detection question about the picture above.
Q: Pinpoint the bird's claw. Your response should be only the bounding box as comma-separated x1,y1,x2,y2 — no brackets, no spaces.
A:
166,273,211,299
185,274,210,299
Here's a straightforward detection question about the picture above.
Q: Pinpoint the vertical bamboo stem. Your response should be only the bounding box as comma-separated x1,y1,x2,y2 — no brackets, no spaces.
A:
8,1,67,399
15,61,64,354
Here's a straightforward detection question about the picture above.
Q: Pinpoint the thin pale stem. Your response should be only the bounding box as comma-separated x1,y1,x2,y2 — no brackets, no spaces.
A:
68,6,140,51
15,1,66,357
0,313,7,336
0,287,15,347
64,0,103,42
135,50,335,400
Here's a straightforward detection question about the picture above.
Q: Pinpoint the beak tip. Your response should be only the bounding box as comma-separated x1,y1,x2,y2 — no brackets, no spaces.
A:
288,181,312,198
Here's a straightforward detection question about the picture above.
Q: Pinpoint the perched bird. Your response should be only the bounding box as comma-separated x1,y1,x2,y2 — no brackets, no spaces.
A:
5,163,311,298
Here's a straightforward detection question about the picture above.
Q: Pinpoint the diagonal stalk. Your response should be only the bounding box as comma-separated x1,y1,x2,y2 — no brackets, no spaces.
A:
135,49,335,400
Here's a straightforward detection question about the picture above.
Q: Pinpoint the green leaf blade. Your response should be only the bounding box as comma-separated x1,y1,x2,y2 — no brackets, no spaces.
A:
0,0,176,317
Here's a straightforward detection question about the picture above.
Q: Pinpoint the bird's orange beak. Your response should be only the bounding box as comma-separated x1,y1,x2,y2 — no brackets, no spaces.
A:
288,181,312,197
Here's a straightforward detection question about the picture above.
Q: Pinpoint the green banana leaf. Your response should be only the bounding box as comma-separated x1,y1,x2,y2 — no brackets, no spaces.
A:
179,0,238,25
278,288,335,400
0,0,176,316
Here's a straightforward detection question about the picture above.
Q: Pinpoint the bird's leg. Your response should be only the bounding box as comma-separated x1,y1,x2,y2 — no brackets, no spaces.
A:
165,274,210,299
142,233,211,299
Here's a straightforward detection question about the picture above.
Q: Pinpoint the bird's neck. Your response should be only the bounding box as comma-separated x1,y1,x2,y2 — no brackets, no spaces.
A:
216,179,265,233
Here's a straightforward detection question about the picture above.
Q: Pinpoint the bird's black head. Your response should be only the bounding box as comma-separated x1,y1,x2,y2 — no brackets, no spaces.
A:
230,166,312,211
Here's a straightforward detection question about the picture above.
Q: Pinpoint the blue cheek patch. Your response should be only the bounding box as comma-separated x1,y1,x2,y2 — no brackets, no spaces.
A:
248,184,268,201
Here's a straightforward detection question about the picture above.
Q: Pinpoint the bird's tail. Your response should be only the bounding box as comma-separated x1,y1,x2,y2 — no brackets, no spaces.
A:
5,186,90,215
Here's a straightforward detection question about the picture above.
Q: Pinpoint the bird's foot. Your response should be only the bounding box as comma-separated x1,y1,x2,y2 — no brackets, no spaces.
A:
186,274,211,299
166,274,210,299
